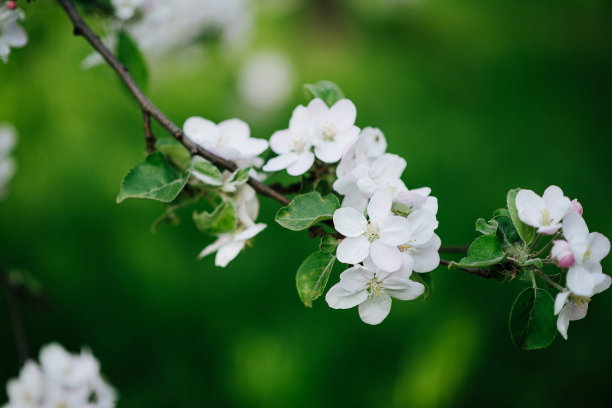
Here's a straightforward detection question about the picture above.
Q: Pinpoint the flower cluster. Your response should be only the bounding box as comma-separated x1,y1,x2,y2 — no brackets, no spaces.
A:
3,343,116,408
184,117,269,267
516,185,610,339
0,1,27,63
0,122,17,199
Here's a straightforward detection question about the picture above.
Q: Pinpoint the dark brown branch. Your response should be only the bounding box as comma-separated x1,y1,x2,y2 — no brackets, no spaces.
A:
56,0,291,206
1,268,30,364
142,110,156,154
439,259,494,279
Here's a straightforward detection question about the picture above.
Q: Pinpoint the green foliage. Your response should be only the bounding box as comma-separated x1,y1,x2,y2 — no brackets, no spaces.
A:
222,168,250,193
295,251,336,307
117,30,149,93
475,218,498,235
190,157,224,186
116,152,188,203
319,236,340,254
509,287,557,350
303,81,345,107
493,215,520,246
275,192,340,231
411,272,433,300
507,189,536,245
156,139,191,170
193,201,237,235
449,235,505,269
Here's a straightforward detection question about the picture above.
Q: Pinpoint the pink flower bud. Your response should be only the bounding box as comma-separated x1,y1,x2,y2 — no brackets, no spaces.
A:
570,199,583,215
551,240,575,268
6,1,17,10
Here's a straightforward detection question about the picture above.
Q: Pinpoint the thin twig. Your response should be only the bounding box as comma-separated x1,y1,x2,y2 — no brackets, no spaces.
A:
1,268,30,364
439,259,495,279
142,110,156,154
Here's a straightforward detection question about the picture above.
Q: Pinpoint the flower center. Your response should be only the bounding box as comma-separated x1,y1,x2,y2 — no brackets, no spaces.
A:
322,122,336,142
363,221,380,242
292,138,306,153
584,248,592,261
366,277,385,299
398,243,418,255
540,208,551,226
570,294,591,306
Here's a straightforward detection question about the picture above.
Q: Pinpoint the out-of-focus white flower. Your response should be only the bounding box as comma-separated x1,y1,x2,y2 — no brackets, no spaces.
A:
515,185,571,234
3,343,116,408
112,0,148,20
325,256,424,325
0,4,27,63
183,117,268,166
198,223,266,267
0,122,17,199
238,52,294,111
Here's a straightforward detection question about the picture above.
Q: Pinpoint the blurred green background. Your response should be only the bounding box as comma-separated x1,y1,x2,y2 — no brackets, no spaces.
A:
1,0,612,406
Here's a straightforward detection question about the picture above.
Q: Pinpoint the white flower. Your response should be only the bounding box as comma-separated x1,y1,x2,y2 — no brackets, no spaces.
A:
333,190,411,272
336,127,387,178
198,223,266,267
555,275,611,340
562,212,610,268
515,185,571,234
262,105,315,176
238,52,294,111
0,6,27,63
307,98,360,163
39,344,99,389
112,0,147,20
397,209,440,273
0,122,17,199
183,117,268,165
325,256,424,325
6,361,43,407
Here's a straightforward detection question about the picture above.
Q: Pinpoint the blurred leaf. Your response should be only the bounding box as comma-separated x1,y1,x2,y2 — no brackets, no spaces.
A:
116,152,188,203
190,157,224,186
449,235,504,269
507,189,536,245
509,287,557,350
193,201,236,235
320,236,340,254
151,207,181,233
303,81,345,107
117,30,149,93
411,272,433,300
156,139,191,170
475,217,498,235
493,215,520,246
296,251,336,307
222,168,250,193
275,192,340,231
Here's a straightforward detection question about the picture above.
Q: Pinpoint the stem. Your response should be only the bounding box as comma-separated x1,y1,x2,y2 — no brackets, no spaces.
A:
533,232,560,258
1,268,30,364
533,269,565,291
142,110,156,154
439,259,495,279
529,234,542,252
529,270,537,288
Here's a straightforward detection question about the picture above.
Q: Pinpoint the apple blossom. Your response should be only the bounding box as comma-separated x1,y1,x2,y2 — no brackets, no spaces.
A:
396,209,440,273
515,185,571,234
550,240,575,268
333,190,411,272
570,198,583,215
336,126,387,178
262,105,316,176
555,274,611,339
183,117,268,167
0,4,27,63
562,212,610,269
112,0,147,20
307,98,360,163
198,223,266,267
325,256,424,325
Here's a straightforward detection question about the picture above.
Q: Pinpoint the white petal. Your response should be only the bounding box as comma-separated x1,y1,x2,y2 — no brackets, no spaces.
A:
356,177,380,196
563,212,589,246
593,274,611,295
230,137,269,158
325,283,368,309
183,117,217,147
262,153,299,172
218,118,250,139
4,22,27,47
341,191,369,213
369,154,406,183
215,241,246,267
387,281,425,301
557,306,570,340
554,291,570,315
329,99,357,130
542,185,571,221
367,189,392,222
370,240,402,272
358,294,392,325
339,266,373,292
566,265,599,296
333,208,367,237
314,143,344,163
422,196,438,215
515,189,545,227
307,98,329,118
587,232,610,264
569,301,588,321
412,234,442,273
198,235,232,259
336,236,370,265
234,223,267,241
406,209,438,245
379,216,411,246
269,129,293,154
287,151,315,176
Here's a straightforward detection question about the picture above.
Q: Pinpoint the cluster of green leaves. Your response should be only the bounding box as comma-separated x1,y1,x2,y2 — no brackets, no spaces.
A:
448,189,558,350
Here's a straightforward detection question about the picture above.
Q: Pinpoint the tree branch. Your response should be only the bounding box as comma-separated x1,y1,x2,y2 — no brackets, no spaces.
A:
142,109,156,154
438,259,494,279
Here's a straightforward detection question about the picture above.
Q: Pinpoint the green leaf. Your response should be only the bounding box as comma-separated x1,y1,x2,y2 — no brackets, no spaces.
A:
156,139,191,170
475,218,498,235
275,192,340,231
507,188,536,245
117,30,149,92
493,215,521,246
193,201,237,235
449,235,505,269
190,157,223,186
295,252,336,307
411,272,433,300
303,81,345,107
492,208,510,218
222,168,250,193
392,202,413,218
117,152,188,203
509,287,557,350
320,236,340,254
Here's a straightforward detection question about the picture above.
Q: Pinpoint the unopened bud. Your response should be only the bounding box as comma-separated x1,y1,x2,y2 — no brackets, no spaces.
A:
6,1,17,10
551,240,575,268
